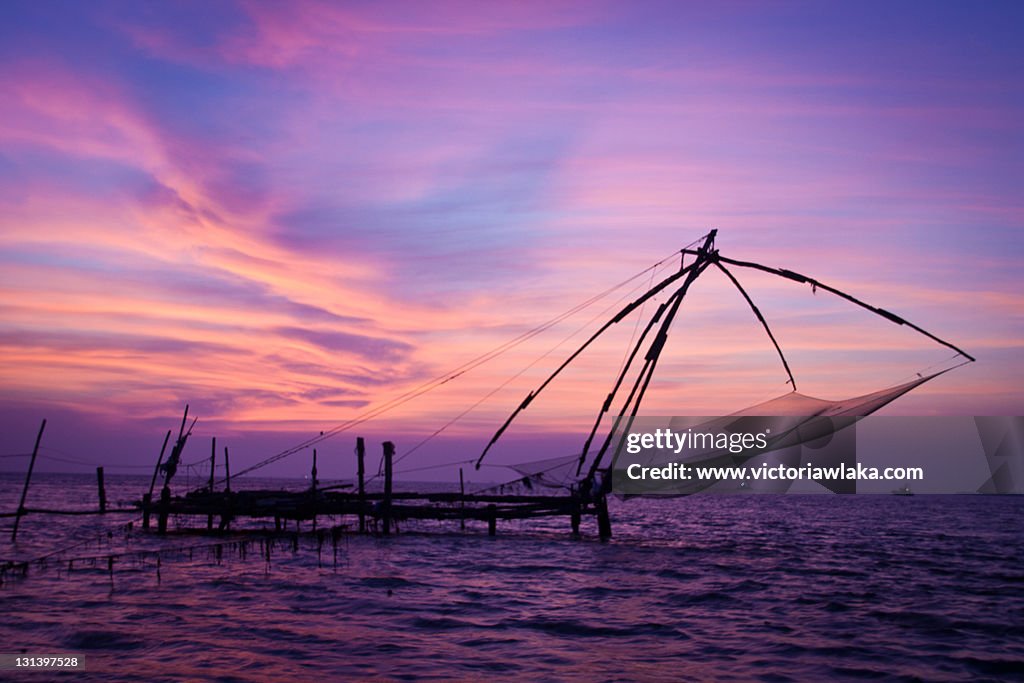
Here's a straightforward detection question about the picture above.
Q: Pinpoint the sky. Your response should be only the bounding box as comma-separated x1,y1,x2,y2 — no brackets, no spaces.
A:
1,1,1022,483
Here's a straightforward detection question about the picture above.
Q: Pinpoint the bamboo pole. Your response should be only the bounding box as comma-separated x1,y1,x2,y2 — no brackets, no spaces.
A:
12,419,46,542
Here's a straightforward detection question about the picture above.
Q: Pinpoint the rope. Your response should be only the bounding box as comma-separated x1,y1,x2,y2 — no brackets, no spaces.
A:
389,266,674,470
202,245,696,488
392,458,477,476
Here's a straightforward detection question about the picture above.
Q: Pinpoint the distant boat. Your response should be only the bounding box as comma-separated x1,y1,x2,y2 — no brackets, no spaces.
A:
892,485,913,496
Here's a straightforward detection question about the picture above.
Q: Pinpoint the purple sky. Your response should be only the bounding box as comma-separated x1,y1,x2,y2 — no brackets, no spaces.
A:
1,1,1021,483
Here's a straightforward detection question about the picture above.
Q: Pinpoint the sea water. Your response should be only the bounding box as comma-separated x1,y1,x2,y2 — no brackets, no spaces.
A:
1,473,1021,681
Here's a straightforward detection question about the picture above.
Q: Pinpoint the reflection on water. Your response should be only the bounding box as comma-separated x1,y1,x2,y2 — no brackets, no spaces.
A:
1,473,1022,681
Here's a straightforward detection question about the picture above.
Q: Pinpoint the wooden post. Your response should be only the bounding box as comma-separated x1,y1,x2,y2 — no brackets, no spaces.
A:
382,441,394,536
220,446,232,531
223,446,231,493
570,496,581,536
157,486,170,534
144,429,171,530
96,467,107,513
158,405,193,535
147,430,172,500
356,437,366,533
311,448,318,491
311,448,318,532
487,503,497,537
459,467,466,531
597,495,612,541
12,419,46,542
207,437,216,531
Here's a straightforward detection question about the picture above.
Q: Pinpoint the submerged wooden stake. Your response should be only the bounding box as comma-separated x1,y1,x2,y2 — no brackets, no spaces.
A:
157,486,170,534
597,495,612,541
96,466,107,513
570,495,581,536
12,418,46,542
142,493,151,529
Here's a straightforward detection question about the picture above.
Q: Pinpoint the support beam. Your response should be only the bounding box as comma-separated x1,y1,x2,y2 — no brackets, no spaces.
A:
713,260,796,390
475,256,707,470
714,254,975,362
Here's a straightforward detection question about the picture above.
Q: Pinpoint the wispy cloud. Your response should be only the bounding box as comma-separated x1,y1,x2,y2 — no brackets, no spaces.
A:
0,1,1021,473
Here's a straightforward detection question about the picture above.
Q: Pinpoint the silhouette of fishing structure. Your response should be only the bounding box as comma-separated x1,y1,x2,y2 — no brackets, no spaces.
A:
3,231,975,582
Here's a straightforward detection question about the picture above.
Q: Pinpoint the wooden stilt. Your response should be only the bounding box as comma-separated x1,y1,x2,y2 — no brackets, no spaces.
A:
158,405,193,535
96,466,107,513
356,437,366,533
142,493,151,529
220,446,232,531
144,430,171,530
147,431,172,501
311,448,318,491
12,419,46,542
570,496,581,536
207,437,216,531
157,486,170,534
223,446,231,493
487,503,497,536
382,441,394,536
597,495,612,541
311,448,318,532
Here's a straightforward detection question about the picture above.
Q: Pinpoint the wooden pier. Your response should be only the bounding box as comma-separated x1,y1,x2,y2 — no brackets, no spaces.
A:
138,487,605,538
3,410,613,543
137,427,612,539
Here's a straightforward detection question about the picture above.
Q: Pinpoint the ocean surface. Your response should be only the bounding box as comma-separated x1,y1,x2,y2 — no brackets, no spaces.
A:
1,473,1021,681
